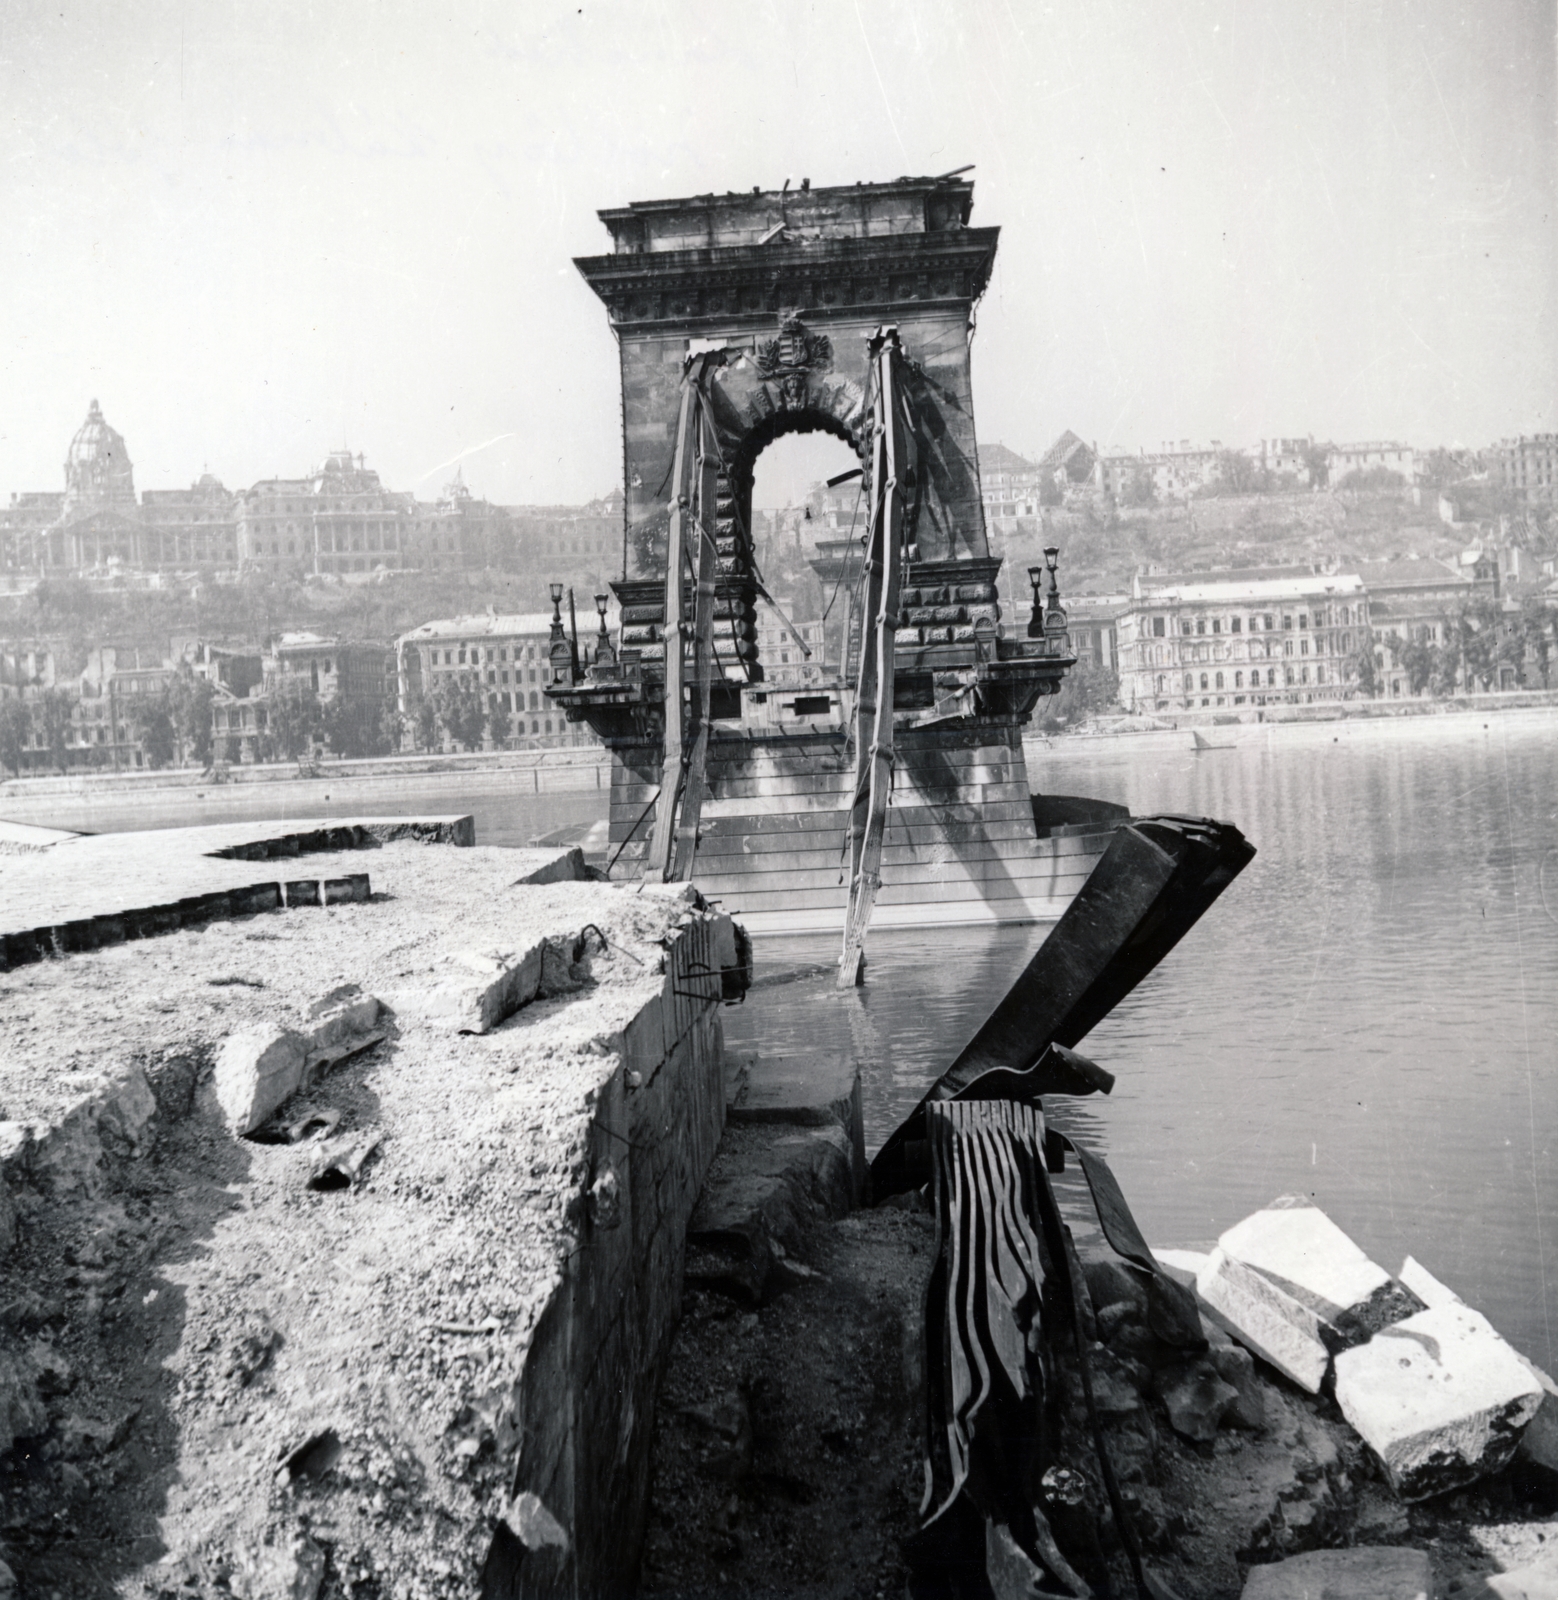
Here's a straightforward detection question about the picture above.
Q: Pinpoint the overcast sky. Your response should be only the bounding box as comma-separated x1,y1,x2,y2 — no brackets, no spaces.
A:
1,0,1552,510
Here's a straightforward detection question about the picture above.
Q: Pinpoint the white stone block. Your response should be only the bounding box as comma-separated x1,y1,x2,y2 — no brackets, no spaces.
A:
1217,1196,1419,1344
1240,1546,1432,1599
391,944,544,1034
1152,1247,1211,1284
1397,1256,1558,1475
1487,1548,1558,1600
1196,1245,1332,1392
1514,1356,1558,1475
1399,1255,1461,1310
1333,1300,1544,1500
212,1029,308,1136
305,994,380,1048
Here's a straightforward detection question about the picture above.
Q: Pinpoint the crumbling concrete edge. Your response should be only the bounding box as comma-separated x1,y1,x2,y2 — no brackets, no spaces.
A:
0,818,503,974
481,901,736,1599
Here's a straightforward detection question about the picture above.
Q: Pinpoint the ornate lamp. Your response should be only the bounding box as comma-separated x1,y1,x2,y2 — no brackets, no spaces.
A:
593,592,615,667
1042,545,1068,637
1026,563,1047,639
547,582,572,685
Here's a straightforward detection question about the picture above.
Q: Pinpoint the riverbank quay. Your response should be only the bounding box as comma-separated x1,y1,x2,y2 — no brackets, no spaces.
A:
0,747,609,830
0,820,747,1597
1023,698,1558,767
1066,685,1558,735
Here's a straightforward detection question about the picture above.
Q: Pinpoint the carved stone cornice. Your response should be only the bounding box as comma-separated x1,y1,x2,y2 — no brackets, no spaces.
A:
574,228,1000,333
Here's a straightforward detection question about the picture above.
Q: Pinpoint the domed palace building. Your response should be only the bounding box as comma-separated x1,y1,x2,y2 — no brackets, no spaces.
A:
0,400,239,574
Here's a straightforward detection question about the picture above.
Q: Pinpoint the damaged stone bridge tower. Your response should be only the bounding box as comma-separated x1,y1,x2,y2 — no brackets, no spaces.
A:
552,176,1082,935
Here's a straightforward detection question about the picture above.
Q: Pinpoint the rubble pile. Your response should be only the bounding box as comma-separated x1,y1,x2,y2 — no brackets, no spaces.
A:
0,839,741,1598
646,1122,1558,1599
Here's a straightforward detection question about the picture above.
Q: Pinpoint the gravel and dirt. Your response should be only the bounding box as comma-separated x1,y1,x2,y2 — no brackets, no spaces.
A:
639,1187,1558,1600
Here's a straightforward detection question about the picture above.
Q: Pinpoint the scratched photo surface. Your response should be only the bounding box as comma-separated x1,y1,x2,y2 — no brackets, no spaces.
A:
1,2,1556,1591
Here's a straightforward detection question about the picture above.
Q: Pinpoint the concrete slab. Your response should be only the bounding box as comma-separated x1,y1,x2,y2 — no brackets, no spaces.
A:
729,1053,866,1201
1333,1301,1544,1500
0,815,514,966
1240,1546,1433,1599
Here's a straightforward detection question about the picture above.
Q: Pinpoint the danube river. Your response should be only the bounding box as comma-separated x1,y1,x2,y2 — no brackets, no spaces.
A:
16,709,1556,1366
724,709,1558,1371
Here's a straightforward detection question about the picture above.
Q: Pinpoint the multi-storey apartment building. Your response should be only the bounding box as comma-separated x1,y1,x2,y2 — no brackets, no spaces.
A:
1116,571,1369,713
753,608,827,687
1493,435,1558,502
395,612,603,750
1093,442,1225,502
1329,441,1415,485
504,489,623,575
1355,557,1491,698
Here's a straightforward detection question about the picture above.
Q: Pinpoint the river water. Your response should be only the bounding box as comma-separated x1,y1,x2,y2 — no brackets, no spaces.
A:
18,709,1556,1366
723,709,1558,1371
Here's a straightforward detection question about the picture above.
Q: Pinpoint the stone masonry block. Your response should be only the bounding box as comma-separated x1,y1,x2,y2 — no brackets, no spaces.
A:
1217,1197,1421,1345
729,1054,866,1203
1333,1301,1544,1500
306,993,381,1047
212,1029,309,1136
323,874,371,904
621,993,665,1086
1196,1241,1330,1395
393,944,545,1034
1397,1254,1558,1478
1487,1548,1558,1600
1196,1248,1335,1393
1240,1546,1433,1600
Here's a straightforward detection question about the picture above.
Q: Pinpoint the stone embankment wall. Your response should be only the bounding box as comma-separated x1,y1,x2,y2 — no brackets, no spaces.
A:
0,828,746,1599
487,911,734,1598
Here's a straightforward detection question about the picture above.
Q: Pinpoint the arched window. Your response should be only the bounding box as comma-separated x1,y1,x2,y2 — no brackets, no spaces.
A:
1234,670,1243,688
1183,673,1194,692
1199,672,1209,690
1267,668,1276,686
1214,671,1224,689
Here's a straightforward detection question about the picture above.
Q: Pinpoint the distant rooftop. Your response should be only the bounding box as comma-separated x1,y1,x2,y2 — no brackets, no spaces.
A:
1355,557,1466,585
399,612,576,643
1138,573,1365,604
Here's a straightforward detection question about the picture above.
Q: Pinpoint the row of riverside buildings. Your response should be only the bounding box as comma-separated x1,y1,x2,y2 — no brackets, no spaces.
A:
0,551,1545,772
0,614,602,774
1062,551,1547,714
975,433,1558,521
0,402,621,584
